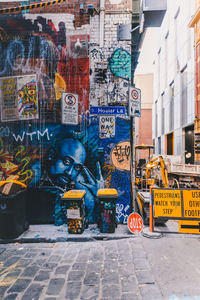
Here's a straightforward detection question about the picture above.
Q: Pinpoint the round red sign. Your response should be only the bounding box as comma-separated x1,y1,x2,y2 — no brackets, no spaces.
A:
131,88,139,100
127,213,143,234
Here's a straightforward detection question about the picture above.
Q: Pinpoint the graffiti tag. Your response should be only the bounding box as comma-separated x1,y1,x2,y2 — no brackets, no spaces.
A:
111,141,130,171
108,48,131,80
102,162,116,188
13,128,50,142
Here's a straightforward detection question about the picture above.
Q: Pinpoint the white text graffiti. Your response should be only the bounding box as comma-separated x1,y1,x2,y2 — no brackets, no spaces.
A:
13,128,51,142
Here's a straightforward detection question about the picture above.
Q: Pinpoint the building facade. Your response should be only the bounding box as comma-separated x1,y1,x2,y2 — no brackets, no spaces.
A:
189,0,200,164
134,73,153,146
152,0,195,164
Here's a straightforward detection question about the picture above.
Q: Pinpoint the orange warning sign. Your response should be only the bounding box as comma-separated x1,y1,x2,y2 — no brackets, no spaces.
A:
127,213,143,234
179,220,200,234
182,190,200,218
153,189,182,218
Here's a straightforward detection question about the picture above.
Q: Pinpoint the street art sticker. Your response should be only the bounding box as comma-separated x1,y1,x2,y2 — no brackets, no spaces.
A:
99,116,115,138
111,141,130,171
0,77,18,121
106,78,129,105
0,75,38,121
62,92,79,125
17,75,38,120
108,49,131,80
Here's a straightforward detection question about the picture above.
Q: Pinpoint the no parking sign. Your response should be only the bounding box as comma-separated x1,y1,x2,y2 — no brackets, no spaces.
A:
129,86,141,117
62,92,79,125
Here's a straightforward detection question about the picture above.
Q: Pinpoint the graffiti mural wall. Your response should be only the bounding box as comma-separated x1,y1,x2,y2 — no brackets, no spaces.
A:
0,11,132,225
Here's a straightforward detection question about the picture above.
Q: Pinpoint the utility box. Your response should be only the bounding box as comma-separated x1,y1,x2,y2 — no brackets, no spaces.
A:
62,190,87,234
0,181,28,239
97,188,118,233
117,24,131,41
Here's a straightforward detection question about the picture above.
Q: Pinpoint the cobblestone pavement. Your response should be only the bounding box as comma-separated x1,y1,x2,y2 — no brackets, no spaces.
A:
0,237,162,300
0,230,200,300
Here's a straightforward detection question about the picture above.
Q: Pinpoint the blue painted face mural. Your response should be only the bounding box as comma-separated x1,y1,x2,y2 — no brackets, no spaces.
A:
47,138,86,188
42,138,104,224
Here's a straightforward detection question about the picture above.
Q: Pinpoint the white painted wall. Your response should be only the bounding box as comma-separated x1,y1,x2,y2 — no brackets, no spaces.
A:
138,0,196,159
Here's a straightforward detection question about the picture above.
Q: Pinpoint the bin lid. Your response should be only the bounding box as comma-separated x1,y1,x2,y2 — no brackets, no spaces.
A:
0,180,27,189
62,189,86,200
97,188,118,198
0,180,27,195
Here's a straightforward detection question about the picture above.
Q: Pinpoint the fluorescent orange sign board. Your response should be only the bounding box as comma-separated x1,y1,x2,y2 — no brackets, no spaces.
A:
182,190,200,218
153,189,182,218
179,220,200,234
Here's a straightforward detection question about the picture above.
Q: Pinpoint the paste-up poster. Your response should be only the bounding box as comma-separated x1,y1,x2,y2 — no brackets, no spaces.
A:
0,75,38,122
99,115,115,138
17,75,38,120
62,92,79,125
0,77,18,121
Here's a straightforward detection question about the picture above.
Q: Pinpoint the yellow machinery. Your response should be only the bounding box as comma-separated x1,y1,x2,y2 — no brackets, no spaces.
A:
145,155,169,188
134,145,169,225
135,145,154,189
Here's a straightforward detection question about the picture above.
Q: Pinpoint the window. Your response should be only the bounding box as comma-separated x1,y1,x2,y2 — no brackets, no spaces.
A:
174,8,180,73
157,49,161,97
165,31,169,88
158,136,161,154
181,67,187,126
169,83,174,131
166,132,174,155
161,94,165,135
155,100,158,137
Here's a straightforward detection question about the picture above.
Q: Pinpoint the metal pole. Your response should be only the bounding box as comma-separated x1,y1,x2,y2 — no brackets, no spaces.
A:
130,113,135,213
130,0,140,213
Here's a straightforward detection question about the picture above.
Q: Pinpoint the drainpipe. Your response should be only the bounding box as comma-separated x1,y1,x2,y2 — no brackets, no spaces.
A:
100,0,105,47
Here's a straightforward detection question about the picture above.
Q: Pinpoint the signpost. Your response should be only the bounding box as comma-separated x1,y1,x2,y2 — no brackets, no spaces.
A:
182,190,200,218
62,92,79,125
127,212,143,234
153,189,182,218
179,220,200,234
129,85,141,213
99,115,115,138
90,106,125,115
151,188,200,234
129,86,141,117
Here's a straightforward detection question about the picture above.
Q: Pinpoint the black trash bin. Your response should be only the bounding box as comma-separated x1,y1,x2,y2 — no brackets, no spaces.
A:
0,180,28,239
97,188,118,233
61,190,87,234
